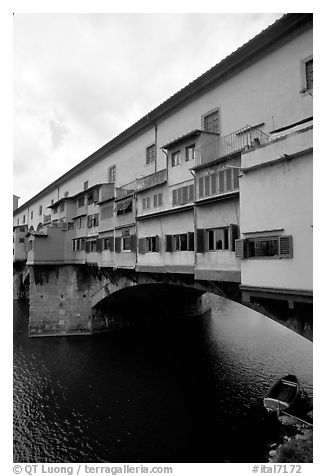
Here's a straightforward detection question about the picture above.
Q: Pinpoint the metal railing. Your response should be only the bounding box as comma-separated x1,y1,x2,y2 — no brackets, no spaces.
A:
195,126,269,166
115,180,137,199
136,169,167,191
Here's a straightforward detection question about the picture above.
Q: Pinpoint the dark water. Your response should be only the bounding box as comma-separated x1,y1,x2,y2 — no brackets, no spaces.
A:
13,295,312,463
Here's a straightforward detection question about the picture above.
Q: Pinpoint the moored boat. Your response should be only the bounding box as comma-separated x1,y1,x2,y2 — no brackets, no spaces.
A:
264,375,301,413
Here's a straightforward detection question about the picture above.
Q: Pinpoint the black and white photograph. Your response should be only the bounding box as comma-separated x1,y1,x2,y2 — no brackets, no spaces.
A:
11,7,315,473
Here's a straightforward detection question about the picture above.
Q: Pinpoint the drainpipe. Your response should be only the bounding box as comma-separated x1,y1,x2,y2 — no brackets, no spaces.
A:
190,169,197,268
154,123,158,173
134,191,138,269
160,147,169,182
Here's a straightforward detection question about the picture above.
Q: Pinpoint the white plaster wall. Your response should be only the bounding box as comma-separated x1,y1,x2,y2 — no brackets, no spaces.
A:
240,150,312,291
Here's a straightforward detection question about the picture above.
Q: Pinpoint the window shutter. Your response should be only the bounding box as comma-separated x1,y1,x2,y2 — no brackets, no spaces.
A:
229,224,239,251
130,235,136,252
235,239,245,258
156,236,160,252
279,235,293,258
165,234,173,252
233,168,239,189
107,236,113,251
187,232,194,251
198,177,204,198
181,186,188,204
219,171,225,193
177,188,182,205
211,173,217,194
85,241,90,253
204,176,210,196
115,237,121,253
188,184,194,202
138,238,146,254
226,168,232,190
96,238,102,252
172,189,178,206
80,239,85,251
197,229,205,253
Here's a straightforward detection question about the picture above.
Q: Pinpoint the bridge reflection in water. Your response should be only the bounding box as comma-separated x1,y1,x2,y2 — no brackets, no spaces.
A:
13,293,312,463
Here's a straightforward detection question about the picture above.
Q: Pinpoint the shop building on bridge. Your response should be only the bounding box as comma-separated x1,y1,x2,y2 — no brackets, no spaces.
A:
13,14,313,328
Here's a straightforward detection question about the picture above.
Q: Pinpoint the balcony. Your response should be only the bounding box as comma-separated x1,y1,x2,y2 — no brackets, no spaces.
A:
136,169,167,191
115,180,137,199
194,126,270,167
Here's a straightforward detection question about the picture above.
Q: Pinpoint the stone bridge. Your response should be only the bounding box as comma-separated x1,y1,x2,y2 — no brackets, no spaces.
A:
14,263,312,340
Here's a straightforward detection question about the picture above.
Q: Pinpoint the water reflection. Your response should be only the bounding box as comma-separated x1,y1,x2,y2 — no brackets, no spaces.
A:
13,294,312,463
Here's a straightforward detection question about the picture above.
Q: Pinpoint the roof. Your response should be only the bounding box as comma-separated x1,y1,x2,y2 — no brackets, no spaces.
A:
13,13,312,216
161,129,203,150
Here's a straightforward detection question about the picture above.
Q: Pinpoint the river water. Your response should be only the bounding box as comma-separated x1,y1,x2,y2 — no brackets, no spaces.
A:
13,295,312,463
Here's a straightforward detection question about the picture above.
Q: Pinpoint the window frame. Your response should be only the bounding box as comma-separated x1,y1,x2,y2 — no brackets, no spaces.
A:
206,227,230,251
171,150,181,167
146,144,156,165
108,165,116,183
185,144,195,162
201,107,220,134
300,55,313,94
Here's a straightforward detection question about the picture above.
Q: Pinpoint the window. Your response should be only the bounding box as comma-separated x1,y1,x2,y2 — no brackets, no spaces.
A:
235,235,293,259
146,144,156,165
77,196,85,208
51,199,54,205
198,168,239,198
19,238,25,243
153,193,163,207
64,191,69,198
146,236,159,253
30,211,33,219
73,238,85,252
206,228,229,251
84,181,88,191
305,59,313,90
103,236,114,251
202,107,219,133
75,216,85,229
142,197,151,210
108,165,116,183
171,151,180,167
122,236,131,251
39,205,42,216
87,191,94,205
174,233,188,251
85,240,97,253
23,215,25,223
185,144,195,162
172,184,194,206
59,202,65,212
53,205,58,214
93,213,99,226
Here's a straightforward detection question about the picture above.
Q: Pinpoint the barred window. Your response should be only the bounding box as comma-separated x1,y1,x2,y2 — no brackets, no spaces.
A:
305,59,313,90
146,144,156,165
202,108,219,133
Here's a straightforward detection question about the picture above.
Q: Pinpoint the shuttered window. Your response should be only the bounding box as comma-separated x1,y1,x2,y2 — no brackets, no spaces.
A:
172,183,194,206
235,239,245,259
115,237,121,253
198,177,204,198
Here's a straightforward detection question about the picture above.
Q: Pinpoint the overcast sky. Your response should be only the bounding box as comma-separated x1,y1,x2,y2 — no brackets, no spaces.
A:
13,13,283,205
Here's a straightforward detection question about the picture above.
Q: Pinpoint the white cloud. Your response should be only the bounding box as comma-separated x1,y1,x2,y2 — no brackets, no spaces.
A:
13,13,283,204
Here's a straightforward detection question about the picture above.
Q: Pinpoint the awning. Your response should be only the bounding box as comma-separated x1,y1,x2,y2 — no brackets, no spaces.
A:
115,197,132,212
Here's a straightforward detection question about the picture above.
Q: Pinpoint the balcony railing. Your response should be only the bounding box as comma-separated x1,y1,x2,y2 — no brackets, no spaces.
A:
194,126,269,167
115,180,137,200
136,169,167,191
